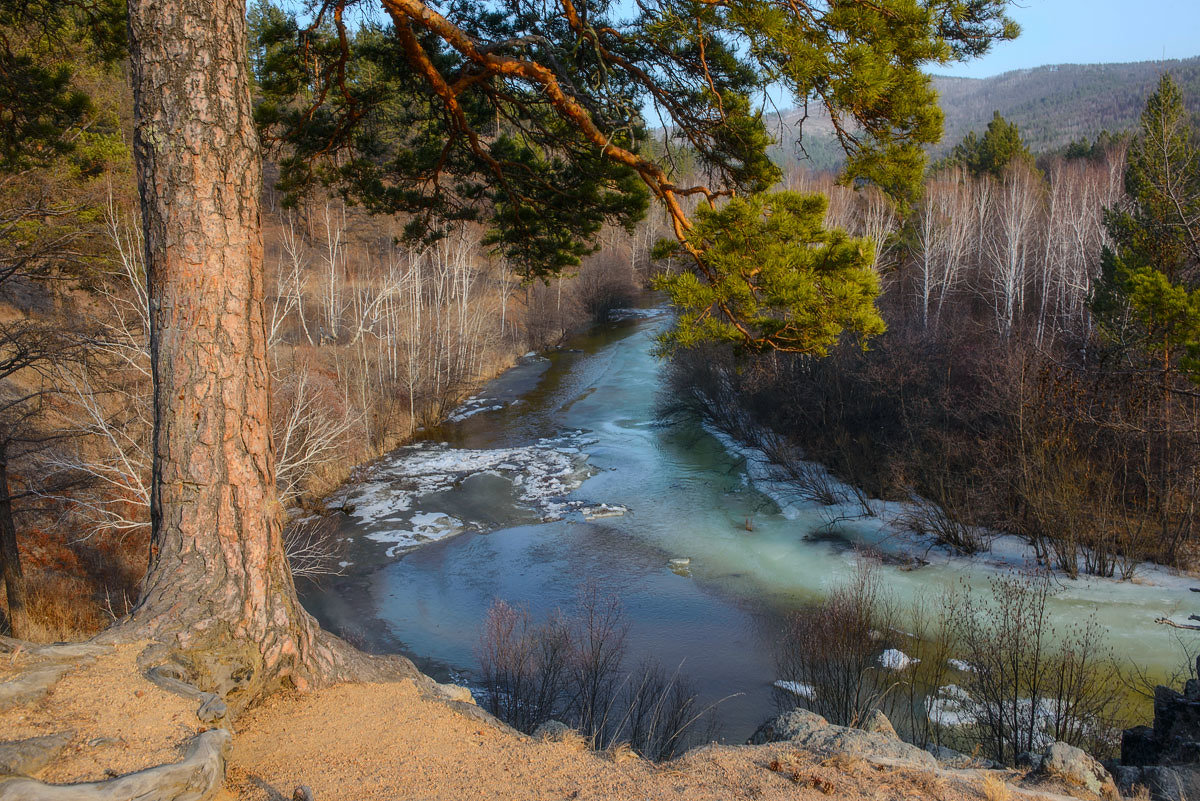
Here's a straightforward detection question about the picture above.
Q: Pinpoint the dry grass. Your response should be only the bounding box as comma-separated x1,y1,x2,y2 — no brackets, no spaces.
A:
982,773,1012,801
3,651,1117,801
819,752,867,774
907,767,951,799
551,729,589,753
3,573,110,642
605,742,640,764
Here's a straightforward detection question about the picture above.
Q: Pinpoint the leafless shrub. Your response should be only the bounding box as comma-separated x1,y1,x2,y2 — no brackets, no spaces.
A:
273,365,360,502
476,590,717,760
620,659,712,761
477,600,571,735
567,586,629,745
900,492,988,555
758,435,839,506
570,250,639,322
900,590,960,749
775,560,903,727
949,571,1126,763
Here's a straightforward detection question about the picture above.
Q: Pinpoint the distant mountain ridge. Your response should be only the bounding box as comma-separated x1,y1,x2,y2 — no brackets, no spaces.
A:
766,55,1200,171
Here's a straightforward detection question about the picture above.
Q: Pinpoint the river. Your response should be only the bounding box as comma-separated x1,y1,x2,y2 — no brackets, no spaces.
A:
301,309,1193,742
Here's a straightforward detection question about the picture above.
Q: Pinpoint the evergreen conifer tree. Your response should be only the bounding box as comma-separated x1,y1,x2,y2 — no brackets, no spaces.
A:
1092,74,1200,381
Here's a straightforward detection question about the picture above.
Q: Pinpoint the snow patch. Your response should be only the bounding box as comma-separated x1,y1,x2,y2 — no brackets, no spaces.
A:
703,419,1200,595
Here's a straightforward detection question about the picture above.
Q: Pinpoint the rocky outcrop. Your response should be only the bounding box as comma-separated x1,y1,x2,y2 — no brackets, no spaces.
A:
748,708,937,770
427,681,475,705
747,708,828,745
1113,765,1200,801
1030,741,1118,799
861,709,898,739
1117,676,1200,800
1125,684,1200,765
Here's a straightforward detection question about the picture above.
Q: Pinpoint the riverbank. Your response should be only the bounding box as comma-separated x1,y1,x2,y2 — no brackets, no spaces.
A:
296,310,1190,755
0,637,1116,801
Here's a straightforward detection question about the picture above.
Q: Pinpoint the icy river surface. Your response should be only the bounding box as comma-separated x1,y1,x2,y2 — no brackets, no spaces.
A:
302,310,1194,741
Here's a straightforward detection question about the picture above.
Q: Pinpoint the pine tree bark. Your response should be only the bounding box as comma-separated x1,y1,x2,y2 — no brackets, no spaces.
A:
0,450,29,638
119,0,414,705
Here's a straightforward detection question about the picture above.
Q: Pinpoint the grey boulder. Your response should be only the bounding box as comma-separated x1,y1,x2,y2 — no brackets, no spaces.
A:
748,708,936,770
1032,741,1117,799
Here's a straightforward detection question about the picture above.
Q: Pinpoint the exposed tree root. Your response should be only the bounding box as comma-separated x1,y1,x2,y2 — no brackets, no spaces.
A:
0,729,230,801
0,636,108,712
0,663,77,712
0,617,494,801
0,731,74,777
0,637,109,661
95,610,425,720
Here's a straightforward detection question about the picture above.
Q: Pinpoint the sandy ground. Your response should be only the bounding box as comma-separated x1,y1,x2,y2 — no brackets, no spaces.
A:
2,645,1079,801
0,642,201,783
227,679,1028,801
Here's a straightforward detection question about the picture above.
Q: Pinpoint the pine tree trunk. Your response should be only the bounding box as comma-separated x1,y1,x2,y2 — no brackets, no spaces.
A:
119,0,414,706
0,451,28,638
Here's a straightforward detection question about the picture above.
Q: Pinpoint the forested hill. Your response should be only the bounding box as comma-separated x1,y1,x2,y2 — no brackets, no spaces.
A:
767,55,1200,170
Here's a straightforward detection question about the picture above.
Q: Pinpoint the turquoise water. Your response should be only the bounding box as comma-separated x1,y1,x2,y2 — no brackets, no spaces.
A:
302,312,1193,741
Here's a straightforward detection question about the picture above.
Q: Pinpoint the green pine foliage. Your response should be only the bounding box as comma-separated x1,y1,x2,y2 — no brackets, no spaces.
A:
652,192,885,354
945,111,1035,178
1091,75,1200,382
252,11,653,283
1060,130,1129,163
0,0,128,286
0,0,125,174
253,0,1016,351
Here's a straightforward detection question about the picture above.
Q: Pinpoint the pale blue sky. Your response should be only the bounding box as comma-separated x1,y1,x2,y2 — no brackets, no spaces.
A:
945,0,1200,78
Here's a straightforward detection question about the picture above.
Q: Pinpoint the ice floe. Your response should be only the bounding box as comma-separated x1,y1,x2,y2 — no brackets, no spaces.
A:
446,395,510,423
926,684,976,727
774,679,816,700
608,307,669,321
878,648,919,670
333,431,605,555
925,684,1065,749
582,503,628,520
